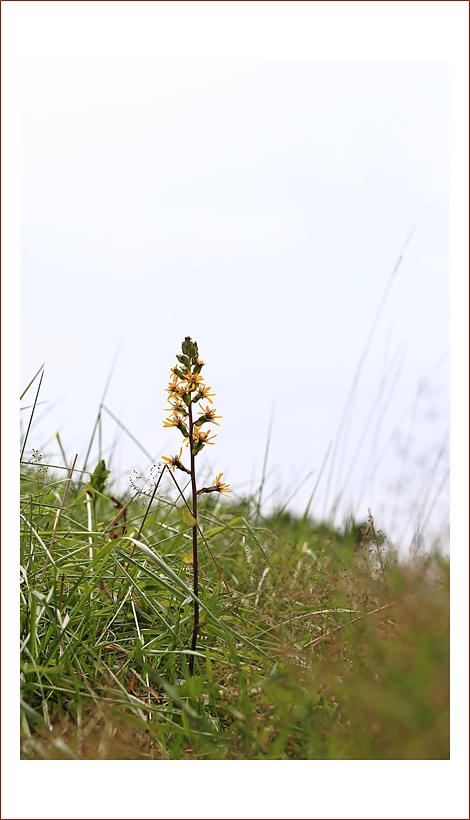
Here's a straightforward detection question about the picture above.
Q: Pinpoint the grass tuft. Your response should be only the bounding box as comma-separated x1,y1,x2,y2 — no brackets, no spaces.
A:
20,456,449,759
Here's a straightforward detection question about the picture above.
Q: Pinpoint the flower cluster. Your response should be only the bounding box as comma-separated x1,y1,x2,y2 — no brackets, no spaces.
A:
162,336,231,495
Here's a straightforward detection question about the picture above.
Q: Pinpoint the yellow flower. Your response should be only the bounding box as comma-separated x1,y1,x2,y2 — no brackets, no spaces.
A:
195,427,216,445
161,448,190,474
182,371,205,392
198,405,222,426
165,397,188,415
183,427,216,448
215,473,232,495
165,374,185,398
163,412,184,428
196,385,216,404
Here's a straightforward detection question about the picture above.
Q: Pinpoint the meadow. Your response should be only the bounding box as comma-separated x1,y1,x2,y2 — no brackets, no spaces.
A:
19,345,449,761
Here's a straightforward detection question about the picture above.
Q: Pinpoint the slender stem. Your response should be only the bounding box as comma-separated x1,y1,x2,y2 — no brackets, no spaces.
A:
20,368,44,462
368,508,385,575
85,490,94,562
188,402,199,675
167,470,229,590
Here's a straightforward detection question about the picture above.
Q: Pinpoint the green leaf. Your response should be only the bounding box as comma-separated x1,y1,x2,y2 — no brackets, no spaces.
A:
181,507,197,527
88,459,110,495
198,611,208,628
133,639,143,664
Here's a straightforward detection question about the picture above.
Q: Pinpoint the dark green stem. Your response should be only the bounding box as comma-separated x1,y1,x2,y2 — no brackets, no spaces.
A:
188,402,199,675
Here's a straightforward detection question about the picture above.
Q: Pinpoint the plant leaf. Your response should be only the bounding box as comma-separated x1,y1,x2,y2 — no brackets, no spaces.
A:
181,507,197,527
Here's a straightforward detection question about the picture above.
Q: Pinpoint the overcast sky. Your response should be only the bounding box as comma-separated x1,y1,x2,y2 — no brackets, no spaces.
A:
4,2,469,818
19,57,451,550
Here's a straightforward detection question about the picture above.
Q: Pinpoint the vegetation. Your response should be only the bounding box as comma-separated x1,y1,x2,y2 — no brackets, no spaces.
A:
20,347,449,761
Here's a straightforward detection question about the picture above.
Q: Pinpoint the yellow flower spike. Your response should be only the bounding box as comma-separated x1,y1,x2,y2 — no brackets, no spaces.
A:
162,335,230,677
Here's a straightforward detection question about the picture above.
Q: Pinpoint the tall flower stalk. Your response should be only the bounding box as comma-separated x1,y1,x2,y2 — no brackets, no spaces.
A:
162,336,231,675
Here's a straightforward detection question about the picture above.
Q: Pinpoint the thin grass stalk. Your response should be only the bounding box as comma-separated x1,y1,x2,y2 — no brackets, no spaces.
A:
80,346,122,478
27,494,33,584
20,363,45,402
20,369,44,462
81,408,101,478
323,222,419,522
102,405,155,462
85,490,94,562
55,432,69,469
41,454,78,581
256,404,274,516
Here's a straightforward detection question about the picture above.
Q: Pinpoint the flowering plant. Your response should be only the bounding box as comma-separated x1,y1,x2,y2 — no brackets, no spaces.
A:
162,336,230,673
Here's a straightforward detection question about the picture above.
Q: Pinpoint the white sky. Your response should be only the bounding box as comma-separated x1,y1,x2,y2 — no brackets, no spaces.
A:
20,58,450,548
3,3,469,819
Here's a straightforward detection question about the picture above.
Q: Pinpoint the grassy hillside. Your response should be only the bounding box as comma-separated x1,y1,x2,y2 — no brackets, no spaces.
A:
20,458,449,760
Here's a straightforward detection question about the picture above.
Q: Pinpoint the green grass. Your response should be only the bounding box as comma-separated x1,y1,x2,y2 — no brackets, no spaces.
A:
20,456,449,760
